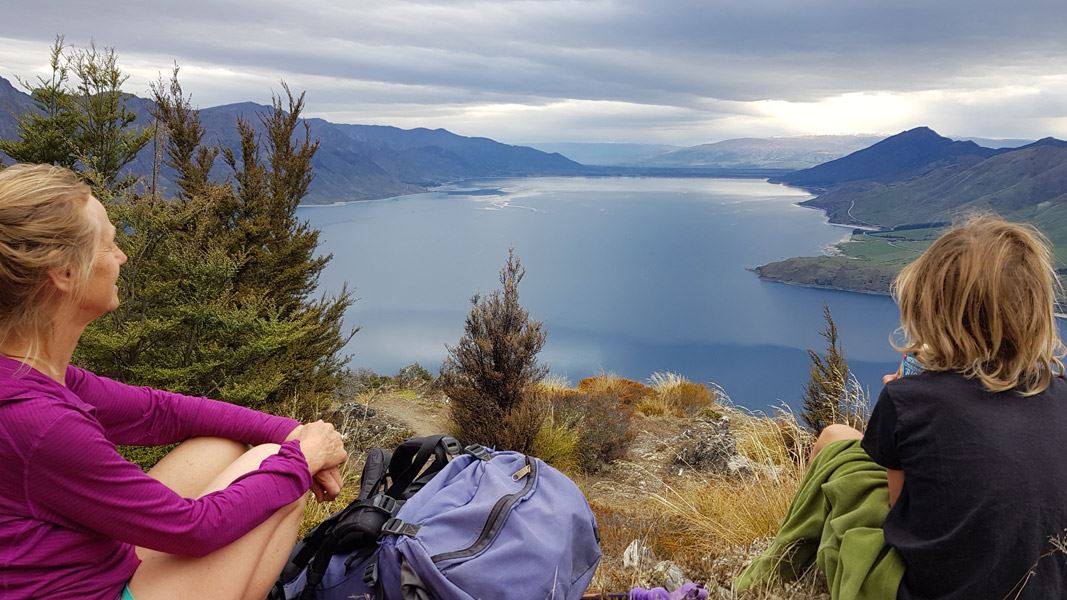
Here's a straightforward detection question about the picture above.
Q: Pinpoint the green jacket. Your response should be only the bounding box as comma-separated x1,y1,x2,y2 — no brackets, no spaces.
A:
734,440,904,599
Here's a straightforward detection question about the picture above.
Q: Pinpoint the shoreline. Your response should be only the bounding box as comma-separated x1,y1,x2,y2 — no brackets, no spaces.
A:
299,172,800,209
749,269,892,297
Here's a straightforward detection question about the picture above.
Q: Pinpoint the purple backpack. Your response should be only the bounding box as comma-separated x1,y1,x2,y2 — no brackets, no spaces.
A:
279,443,601,600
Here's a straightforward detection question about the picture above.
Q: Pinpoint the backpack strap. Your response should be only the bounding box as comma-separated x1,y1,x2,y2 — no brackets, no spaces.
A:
357,447,393,501
269,445,396,599
386,435,458,498
299,534,339,600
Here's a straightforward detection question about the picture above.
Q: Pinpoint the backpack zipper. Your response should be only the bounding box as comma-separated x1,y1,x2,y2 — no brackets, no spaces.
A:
429,457,537,563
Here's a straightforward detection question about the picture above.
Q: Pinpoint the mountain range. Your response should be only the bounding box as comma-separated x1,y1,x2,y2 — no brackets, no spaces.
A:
528,136,885,170
0,76,583,204
634,135,885,170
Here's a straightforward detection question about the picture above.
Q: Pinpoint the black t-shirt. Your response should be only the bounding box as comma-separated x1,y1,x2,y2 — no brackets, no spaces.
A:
862,371,1067,600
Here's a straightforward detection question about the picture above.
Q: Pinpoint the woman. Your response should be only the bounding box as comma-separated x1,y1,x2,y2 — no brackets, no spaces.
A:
738,215,1067,599
0,164,349,600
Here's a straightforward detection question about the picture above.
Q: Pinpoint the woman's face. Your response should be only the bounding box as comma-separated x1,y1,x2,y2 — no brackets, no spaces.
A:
79,196,127,317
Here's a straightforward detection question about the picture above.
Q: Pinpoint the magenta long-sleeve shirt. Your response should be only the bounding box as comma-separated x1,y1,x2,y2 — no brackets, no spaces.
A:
0,356,313,599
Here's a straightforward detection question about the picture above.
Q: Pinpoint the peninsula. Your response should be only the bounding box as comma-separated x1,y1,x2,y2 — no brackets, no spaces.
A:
756,127,1067,294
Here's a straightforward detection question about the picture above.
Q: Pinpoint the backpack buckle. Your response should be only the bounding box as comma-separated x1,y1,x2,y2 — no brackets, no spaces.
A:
363,561,378,587
381,517,421,537
464,444,492,461
370,494,403,515
442,436,463,456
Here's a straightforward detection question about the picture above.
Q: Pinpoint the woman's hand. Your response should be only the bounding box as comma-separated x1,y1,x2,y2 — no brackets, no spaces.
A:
311,466,343,503
285,421,348,491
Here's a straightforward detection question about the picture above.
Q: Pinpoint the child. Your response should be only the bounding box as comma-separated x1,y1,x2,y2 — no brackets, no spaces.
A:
738,214,1067,599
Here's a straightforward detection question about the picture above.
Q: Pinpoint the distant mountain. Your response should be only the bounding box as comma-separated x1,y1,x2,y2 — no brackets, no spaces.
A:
960,136,1034,149
758,136,1067,296
802,140,1067,229
0,77,38,159
0,76,583,204
524,142,681,166
637,135,883,170
772,127,1004,190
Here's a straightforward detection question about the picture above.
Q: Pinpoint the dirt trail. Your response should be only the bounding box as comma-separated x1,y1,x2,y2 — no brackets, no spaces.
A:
372,393,449,437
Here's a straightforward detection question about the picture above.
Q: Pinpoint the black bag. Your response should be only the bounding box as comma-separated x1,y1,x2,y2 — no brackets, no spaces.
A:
269,434,465,600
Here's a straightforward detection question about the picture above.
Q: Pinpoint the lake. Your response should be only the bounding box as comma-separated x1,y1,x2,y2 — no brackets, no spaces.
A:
297,177,907,413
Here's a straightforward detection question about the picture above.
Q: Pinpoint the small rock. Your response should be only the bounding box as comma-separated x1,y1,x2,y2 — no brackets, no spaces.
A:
622,539,655,571
651,560,686,590
672,416,738,473
726,454,754,477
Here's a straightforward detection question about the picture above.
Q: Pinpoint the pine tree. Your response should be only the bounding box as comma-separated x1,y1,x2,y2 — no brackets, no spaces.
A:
148,67,216,201
67,42,153,193
439,250,548,451
0,38,152,196
0,37,81,168
95,67,357,411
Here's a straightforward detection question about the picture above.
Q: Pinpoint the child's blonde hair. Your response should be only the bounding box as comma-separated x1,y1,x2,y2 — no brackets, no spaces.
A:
0,164,97,360
892,214,1065,395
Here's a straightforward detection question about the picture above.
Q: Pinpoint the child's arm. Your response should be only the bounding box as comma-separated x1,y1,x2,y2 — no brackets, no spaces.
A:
887,468,904,507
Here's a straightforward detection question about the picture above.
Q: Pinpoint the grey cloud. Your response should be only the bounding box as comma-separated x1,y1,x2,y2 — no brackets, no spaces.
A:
2,0,1067,141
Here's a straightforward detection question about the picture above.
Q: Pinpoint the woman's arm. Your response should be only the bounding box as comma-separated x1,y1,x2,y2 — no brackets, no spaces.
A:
887,468,904,508
25,409,311,557
66,366,299,446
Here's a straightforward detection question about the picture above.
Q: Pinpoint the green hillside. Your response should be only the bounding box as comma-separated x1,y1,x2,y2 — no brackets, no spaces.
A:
759,142,1067,293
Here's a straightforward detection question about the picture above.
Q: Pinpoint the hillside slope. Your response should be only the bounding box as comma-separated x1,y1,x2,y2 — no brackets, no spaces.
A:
802,142,1067,231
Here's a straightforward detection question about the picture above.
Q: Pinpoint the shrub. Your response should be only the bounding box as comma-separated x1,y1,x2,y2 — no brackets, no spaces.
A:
119,444,174,471
394,363,434,389
439,250,548,451
577,375,653,406
802,304,867,432
576,391,636,472
537,387,582,424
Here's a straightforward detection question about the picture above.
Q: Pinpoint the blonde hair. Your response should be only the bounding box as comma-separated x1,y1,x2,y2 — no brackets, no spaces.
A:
0,164,97,358
892,214,1065,395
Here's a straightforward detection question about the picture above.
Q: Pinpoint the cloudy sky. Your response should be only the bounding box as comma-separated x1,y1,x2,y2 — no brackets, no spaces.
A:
2,1,1066,145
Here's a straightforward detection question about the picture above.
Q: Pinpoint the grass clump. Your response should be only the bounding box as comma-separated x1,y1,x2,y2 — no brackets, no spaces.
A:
531,410,582,476
536,373,573,393
578,374,654,406
636,372,717,418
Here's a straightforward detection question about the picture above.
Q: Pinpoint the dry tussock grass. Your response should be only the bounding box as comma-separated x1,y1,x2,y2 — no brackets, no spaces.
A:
584,392,826,598
635,372,718,418
579,374,655,405
536,373,574,393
